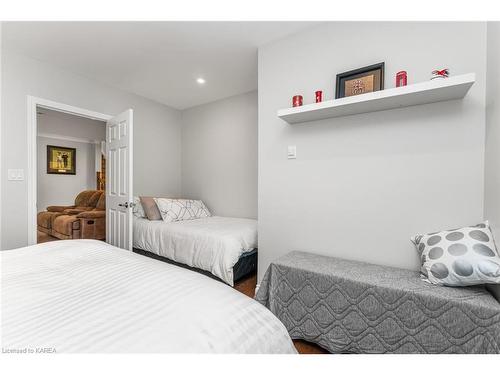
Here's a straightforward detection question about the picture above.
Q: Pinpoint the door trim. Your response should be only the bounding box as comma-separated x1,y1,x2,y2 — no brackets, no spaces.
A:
27,96,113,245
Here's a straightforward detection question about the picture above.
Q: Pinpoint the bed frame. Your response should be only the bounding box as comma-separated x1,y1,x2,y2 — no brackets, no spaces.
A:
133,248,257,284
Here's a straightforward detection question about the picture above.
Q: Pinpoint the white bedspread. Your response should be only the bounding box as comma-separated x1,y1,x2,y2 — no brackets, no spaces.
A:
133,216,257,285
1,240,296,354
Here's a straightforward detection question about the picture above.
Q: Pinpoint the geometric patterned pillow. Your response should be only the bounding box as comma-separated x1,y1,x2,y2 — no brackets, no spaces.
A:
411,221,500,286
132,196,146,218
154,198,211,223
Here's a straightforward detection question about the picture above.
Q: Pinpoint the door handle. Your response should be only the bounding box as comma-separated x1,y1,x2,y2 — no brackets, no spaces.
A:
118,202,136,209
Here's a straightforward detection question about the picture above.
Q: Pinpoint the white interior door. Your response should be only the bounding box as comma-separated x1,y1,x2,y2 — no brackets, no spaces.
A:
106,109,133,250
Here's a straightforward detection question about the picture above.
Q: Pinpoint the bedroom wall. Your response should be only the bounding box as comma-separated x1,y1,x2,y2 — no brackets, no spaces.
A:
37,136,97,212
485,22,500,243
1,50,182,250
181,91,258,219
258,22,487,281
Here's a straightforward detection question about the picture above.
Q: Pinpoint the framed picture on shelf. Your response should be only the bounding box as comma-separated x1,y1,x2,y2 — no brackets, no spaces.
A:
47,145,76,175
335,62,385,99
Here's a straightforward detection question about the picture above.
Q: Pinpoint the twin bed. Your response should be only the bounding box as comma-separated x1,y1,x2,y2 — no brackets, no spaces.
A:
133,216,257,285
132,198,258,285
2,240,295,353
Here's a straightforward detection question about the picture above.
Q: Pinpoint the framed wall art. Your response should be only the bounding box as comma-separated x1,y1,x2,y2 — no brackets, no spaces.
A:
335,62,385,99
47,145,76,175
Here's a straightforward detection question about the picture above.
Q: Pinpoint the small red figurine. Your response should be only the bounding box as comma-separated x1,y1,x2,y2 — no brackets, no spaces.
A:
292,95,303,107
431,68,450,80
315,91,323,103
396,71,407,87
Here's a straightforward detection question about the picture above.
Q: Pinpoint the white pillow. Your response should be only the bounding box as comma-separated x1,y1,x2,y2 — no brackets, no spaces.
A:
154,198,211,222
132,196,145,218
411,221,500,286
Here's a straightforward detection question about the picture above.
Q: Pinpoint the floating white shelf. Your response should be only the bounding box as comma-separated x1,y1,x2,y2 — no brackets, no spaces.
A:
278,73,476,124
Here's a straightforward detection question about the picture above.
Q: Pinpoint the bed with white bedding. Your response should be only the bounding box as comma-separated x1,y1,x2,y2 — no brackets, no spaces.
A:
133,216,257,285
1,240,296,354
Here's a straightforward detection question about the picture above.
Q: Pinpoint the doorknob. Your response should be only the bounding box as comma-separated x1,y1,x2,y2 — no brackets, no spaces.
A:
118,202,136,209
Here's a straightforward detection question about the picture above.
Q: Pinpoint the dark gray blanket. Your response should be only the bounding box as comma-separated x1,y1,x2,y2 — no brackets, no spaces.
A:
255,251,500,353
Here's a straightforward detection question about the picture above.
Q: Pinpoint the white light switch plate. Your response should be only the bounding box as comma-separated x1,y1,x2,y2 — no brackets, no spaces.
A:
287,145,297,159
8,169,24,181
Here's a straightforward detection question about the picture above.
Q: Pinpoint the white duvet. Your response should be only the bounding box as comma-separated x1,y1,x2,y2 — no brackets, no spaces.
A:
133,216,257,285
1,240,296,353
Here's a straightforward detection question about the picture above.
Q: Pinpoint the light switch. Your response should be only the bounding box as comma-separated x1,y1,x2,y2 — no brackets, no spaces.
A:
8,169,24,181
287,145,297,159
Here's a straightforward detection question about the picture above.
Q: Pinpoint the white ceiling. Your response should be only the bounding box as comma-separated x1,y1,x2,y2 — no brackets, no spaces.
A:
2,22,318,109
37,108,106,142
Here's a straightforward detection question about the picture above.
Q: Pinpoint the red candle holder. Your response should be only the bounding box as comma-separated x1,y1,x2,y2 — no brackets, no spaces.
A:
396,71,407,87
315,91,323,103
292,95,303,107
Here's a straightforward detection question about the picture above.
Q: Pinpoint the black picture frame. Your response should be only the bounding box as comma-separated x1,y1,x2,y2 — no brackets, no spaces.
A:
335,62,385,99
47,145,76,175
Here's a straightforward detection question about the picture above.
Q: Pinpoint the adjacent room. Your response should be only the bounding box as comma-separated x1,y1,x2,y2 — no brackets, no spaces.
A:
36,108,106,244
1,19,500,358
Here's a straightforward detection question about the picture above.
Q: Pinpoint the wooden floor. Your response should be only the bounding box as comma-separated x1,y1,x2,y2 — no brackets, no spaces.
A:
234,273,328,354
37,231,59,244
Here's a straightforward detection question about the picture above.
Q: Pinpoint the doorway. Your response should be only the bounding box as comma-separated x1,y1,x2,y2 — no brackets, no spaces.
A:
27,96,134,250
36,108,107,244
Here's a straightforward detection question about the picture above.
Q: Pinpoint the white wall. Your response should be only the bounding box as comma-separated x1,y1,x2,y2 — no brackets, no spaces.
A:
37,136,96,211
485,22,500,242
181,91,258,218
1,50,182,249
258,22,487,280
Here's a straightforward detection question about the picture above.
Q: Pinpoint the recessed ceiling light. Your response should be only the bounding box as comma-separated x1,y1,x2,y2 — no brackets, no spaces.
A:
196,77,206,84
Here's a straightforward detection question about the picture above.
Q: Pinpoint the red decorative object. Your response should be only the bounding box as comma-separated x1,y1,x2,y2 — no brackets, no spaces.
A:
292,95,303,107
315,91,323,103
396,71,407,87
431,68,450,80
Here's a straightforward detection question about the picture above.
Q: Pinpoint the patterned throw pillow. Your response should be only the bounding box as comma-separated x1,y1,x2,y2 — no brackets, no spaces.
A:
411,221,500,286
132,196,145,218
154,198,211,222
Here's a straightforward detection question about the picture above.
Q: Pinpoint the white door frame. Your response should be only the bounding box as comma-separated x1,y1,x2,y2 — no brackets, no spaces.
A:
26,95,113,245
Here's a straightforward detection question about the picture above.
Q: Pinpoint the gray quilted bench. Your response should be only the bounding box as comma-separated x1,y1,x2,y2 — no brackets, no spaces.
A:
255,251,500,354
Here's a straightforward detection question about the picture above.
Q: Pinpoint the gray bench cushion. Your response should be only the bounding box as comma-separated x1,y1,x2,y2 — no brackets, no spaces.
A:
255,251,500,353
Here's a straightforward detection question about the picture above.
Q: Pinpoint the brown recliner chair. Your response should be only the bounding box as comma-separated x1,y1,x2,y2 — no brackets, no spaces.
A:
37,190,104,240
76,192,106,240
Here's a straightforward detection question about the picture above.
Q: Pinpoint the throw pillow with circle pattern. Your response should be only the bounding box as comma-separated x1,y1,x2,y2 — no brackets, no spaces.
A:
411,221,500,286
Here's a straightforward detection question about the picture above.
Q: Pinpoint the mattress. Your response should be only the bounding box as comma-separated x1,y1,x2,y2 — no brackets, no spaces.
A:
233,249,258,282
1,240,296,354
133,216,257,285
133,248,257,283
256,251,500,353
